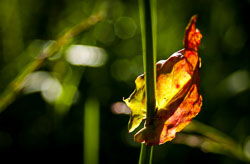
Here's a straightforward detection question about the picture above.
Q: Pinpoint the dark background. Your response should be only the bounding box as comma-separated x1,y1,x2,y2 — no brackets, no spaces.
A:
0,0,249,163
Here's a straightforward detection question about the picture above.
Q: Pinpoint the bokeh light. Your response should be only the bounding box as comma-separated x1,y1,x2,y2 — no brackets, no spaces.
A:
66,45,107,67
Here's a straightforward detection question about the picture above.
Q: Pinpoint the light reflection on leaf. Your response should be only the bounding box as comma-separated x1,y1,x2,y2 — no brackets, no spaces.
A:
124,15,202,145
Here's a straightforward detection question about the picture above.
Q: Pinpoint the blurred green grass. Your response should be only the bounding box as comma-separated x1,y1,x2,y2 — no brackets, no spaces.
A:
0,0,249,163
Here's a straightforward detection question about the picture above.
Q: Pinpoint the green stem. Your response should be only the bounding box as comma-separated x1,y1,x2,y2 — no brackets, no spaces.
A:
138,0,157,163
139,144,153,164
139,0,156,119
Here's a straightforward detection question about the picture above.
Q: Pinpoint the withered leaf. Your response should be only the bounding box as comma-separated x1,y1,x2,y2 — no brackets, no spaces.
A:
124,15,202,145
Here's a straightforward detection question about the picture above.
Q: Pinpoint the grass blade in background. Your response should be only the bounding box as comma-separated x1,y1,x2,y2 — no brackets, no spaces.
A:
174,120,250,162
0,12,104,112
84,98,100,164
55,66,85,115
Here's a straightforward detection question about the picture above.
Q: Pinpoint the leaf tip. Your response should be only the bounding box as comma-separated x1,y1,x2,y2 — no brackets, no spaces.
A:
183,15,202,51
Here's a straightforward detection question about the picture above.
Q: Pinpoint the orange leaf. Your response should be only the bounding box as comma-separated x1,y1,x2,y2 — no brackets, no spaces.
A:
124,15,202,145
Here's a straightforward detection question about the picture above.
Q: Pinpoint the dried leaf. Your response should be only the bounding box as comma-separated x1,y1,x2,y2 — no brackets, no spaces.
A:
124,15,202,145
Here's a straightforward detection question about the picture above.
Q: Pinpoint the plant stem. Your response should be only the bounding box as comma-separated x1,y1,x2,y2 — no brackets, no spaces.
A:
139,0,156,120
139,144,153,164
138,0,157,163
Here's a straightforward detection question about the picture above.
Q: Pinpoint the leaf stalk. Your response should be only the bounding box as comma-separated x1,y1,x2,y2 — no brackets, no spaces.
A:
138,0,157,163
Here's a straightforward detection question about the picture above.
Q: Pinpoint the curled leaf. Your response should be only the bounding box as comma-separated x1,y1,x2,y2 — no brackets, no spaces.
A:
124,15,202,145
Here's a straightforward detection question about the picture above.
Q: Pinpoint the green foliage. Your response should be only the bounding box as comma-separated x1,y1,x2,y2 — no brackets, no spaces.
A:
0,0,249,163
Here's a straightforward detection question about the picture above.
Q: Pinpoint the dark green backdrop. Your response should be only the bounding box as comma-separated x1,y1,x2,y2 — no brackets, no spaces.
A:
0,0,249,163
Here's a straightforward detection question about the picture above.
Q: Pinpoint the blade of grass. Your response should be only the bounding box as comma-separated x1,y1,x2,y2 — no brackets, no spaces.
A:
55,66,85,114
83,98,100,164
0,12,104,112
179,120,250,162
138,0,157,163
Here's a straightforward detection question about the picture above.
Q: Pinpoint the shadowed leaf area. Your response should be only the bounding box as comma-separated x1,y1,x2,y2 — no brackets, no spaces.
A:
124,15,202,145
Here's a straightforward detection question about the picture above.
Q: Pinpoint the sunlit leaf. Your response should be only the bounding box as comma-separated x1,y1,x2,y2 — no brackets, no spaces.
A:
124,15,202,145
